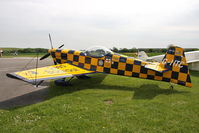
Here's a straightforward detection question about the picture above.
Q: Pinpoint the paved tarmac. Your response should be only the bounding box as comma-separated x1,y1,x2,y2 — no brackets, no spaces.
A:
0,57,53,109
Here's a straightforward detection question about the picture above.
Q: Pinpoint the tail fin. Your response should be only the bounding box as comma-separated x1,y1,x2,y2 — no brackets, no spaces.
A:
137,51,148,61
160,45,192,87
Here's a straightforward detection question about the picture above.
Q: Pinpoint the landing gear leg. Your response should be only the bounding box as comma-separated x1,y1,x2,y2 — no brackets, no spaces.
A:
54,77,74,86
170,85,174,91
76,75,91,79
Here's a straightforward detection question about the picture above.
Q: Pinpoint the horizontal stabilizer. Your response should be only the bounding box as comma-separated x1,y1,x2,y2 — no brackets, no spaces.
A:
144,62,169,73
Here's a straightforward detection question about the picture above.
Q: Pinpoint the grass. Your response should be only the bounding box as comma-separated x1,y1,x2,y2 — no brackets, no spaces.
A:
2,53,47,58
0,71,199,132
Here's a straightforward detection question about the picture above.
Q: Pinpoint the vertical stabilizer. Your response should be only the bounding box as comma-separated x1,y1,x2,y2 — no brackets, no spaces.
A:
160,45,192,87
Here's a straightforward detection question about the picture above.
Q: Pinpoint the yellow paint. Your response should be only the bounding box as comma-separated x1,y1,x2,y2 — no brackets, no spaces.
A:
133,65,141,73
67,54,73,61
139,73,147,78
110,68,118,74
124,71,132,76
178,73,187,82
154,76,162,81
79,56,85,63
91,58,98,66
126,58,134,64
97,66,104,72
118,62,126,70
14,63,93,81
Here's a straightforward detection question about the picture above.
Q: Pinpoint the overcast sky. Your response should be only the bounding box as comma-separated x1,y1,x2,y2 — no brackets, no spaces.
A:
0,0,199,49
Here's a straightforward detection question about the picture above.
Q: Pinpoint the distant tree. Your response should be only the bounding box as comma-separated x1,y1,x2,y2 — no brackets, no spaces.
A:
111,47,119,52
129,47,137,53
18,48,48,53
120,48,129,52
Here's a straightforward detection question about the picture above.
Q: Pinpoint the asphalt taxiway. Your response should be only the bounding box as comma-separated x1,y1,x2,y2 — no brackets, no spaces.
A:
0,57,53,109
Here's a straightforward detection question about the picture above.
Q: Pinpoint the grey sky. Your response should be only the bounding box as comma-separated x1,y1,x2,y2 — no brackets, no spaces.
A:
0,0,199,49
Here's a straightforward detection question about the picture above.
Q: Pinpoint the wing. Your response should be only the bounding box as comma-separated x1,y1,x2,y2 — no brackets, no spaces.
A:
7,63,95,83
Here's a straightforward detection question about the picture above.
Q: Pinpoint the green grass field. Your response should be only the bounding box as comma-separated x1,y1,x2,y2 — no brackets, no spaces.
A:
2,53,47,58
0,47,48,57
0,71,199,132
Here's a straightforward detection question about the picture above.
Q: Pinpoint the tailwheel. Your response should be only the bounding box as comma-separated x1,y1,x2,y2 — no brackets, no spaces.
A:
169,85,174,91
54,77,74,86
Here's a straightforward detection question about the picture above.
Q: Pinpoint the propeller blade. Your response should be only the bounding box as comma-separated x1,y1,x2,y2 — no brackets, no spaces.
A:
49,33,53,49
59,44,64,49
40,53,50,60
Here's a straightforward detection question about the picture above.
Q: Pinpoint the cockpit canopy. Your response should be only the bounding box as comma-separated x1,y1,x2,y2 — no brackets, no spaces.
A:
85,46,112,58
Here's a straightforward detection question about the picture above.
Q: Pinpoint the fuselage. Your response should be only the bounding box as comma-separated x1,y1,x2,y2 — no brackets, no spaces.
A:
49,48,192,87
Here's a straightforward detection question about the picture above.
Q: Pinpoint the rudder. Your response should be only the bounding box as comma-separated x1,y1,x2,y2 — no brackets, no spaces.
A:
160,45,192,87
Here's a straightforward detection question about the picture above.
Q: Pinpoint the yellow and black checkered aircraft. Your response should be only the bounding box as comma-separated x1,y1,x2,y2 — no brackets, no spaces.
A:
7,45,192,88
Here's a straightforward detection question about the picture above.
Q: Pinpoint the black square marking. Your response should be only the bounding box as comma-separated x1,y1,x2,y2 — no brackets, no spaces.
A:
186,75,191,83
68,50,75,54
140,66,147,74
171,71,179,79
118,70,124,75
80,52,85,56
126,64,133,71
61,53,67,60
73,55,79,62
104,67,110,73
66,60,72,64
85,57,91,64
147,75,154,80
163,78,170,82
51,52,56,58
56,59,61,64
90,65,97,71
111,62,118,69
167,47,175,55
134,60,141,65
132,72,139,77
180,65,188,73
178,81,186,86
155,71,163,76
56,49,62,52
174,56,181,62
119,57,127,63
78,63,84,68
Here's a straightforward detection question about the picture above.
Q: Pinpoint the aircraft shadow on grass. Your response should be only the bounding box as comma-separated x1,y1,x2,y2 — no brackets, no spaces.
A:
0,74,189,109
48,73,189,100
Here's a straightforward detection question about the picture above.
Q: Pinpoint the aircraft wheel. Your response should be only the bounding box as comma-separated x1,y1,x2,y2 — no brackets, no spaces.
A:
170,85,174,90
54,79,72,86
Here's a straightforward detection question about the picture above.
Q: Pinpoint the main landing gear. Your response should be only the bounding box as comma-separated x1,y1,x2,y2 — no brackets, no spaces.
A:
169,85,174,91
76,75,91,79
54,75,91,86
54,77,74,86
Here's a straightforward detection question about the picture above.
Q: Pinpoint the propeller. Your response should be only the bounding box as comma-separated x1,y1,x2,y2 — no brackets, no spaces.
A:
40,34,65,65
40,34,53,60
40,53,50,60
49,33,53,49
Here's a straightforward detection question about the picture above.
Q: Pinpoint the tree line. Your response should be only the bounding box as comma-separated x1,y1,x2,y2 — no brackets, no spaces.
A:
110,47,198,53
2,48,48,55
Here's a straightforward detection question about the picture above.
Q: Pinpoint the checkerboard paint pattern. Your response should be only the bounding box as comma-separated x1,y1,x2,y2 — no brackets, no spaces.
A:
50,45,192,87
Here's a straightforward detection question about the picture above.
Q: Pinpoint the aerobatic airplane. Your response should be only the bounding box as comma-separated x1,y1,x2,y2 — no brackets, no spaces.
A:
7,35,192,88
